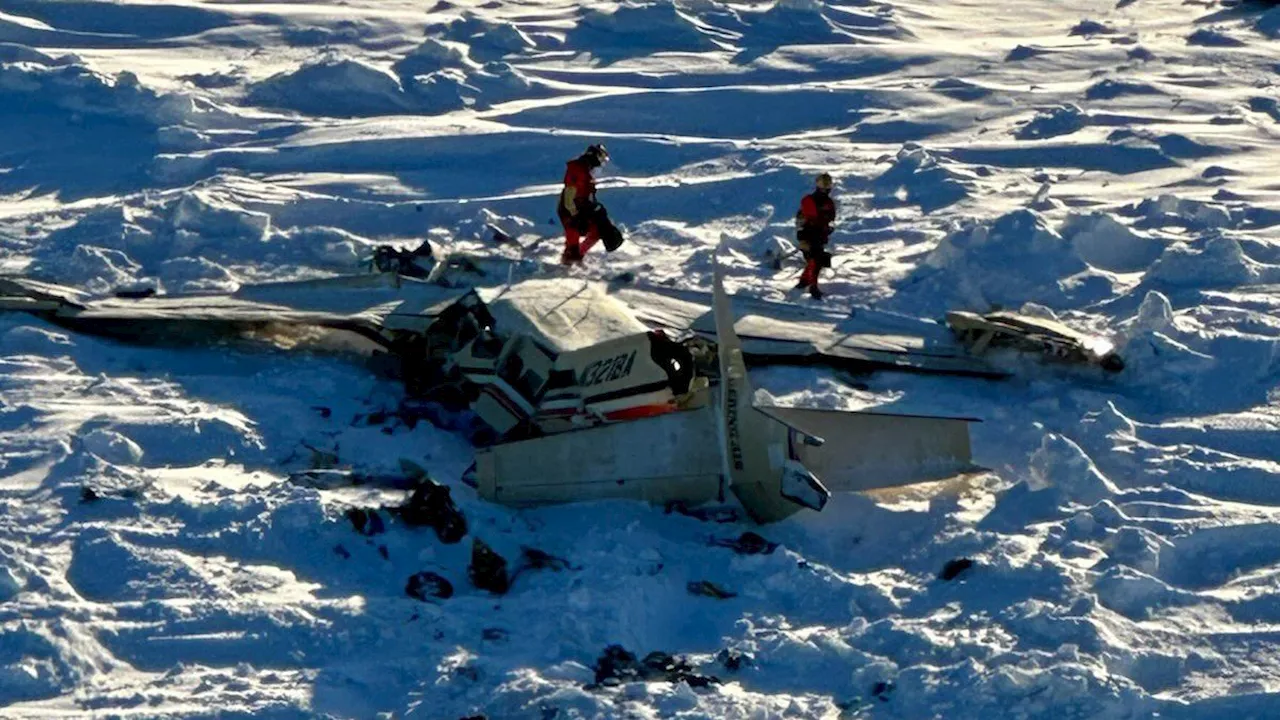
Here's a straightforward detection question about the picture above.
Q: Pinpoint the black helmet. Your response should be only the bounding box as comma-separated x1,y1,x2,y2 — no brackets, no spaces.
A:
585,143,610,166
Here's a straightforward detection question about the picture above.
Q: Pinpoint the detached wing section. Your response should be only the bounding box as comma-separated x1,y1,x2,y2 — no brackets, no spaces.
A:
0,274,471,343
613,284,1003,379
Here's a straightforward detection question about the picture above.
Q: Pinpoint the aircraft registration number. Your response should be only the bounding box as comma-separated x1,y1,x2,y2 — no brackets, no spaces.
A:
580,350,638,387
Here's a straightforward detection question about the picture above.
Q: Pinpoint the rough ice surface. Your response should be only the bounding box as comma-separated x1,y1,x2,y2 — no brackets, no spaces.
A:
2,0,1280,718
248,55,414,117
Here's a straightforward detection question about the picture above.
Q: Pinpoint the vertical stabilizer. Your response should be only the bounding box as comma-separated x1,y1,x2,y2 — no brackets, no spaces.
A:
713,238,827,523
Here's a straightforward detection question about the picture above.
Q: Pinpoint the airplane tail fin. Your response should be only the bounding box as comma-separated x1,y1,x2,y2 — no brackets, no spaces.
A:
712,236,831,523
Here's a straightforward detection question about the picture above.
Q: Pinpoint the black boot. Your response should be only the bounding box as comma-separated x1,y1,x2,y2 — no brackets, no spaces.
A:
809,285,824,299
561,245,583,265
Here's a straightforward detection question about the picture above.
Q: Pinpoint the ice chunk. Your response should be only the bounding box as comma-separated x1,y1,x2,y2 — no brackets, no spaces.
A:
392,38,471,79
873,144,970,213
33,245,143,295
1130,291,1175,336
1093,566,1186,619
248,55,411,117
171,190,271,242
1086,79,1161,101
433,14,536,61
277,226,369,266
0,565,20,602
158,257,238,294
1070,19,1116,36
1147,235,1257,288
567,1,722,56
0,58,191,126
1081,401,1138,442
1018,302,1059,320
78,428,144,465
402,68,473,111
475,61,531,95
0,42,78,66
156,125,210,152
1029,433,1119,503
1097,526,1169,575
1132,195,1231,230
919,208,1088,308
1061,213,1164,272
1188,28,1245,48
475,22,537,56
1016,104,1087,141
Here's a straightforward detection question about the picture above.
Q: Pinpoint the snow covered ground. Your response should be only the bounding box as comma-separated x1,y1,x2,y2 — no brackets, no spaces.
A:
2,0,1280,716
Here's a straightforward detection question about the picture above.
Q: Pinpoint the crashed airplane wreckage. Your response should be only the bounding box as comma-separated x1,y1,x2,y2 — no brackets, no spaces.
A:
0,253,993,523
945,310,1124,373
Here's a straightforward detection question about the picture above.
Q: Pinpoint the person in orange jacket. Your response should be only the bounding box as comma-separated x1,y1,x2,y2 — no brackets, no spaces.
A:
558,144,610,265
795,172,836,299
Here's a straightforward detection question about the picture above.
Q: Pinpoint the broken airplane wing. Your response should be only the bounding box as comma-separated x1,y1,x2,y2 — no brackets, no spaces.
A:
610,283,1004,379
0,273,471,345
0,268,1002,381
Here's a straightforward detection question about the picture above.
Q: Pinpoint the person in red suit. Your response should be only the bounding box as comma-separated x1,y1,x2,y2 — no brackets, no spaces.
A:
558,144,610,265
795,173,836,299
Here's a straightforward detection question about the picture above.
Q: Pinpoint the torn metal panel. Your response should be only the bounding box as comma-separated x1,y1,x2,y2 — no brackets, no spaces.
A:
473,403,724,508
946,310,1124,372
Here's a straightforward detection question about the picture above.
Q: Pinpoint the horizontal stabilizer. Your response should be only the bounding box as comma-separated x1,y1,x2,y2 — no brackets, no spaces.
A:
757,405,978,492
752,402,826,447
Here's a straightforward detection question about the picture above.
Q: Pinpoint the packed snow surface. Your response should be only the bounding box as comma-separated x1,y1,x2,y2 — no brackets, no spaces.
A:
2,0,1280,717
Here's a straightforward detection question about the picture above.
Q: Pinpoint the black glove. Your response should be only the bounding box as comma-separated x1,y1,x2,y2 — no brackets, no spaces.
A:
573,199,598,230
